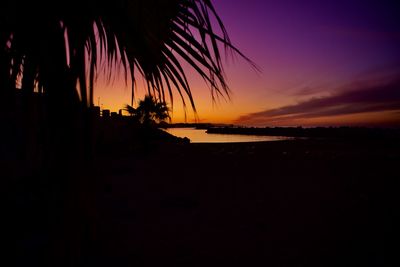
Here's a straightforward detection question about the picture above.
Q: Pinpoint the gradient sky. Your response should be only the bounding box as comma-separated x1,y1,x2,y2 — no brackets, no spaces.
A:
95,0,400,127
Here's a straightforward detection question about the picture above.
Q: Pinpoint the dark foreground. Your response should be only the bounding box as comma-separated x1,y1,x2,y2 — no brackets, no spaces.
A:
6,138,398,266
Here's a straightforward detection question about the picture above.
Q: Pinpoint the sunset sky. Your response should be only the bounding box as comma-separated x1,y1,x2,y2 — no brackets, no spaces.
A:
94,0,400,127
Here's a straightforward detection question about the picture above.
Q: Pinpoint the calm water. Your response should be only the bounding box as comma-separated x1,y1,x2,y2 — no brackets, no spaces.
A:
165,128,293,143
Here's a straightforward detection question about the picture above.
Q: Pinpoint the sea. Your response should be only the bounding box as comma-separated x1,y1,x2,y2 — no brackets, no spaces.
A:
165,128,293,143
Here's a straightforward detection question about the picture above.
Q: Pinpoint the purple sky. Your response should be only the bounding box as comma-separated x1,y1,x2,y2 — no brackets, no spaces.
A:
96,0,400,126
207,0,400,126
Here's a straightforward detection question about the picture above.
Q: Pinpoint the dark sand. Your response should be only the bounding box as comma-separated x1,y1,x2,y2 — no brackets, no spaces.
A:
85,138,397,266
4,136,397,266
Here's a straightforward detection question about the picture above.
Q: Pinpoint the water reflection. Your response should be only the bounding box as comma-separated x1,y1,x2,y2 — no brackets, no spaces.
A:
165,128,293,143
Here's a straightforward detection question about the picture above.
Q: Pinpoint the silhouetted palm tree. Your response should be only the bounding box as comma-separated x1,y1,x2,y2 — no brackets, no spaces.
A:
1,0,254,163
125,95,170,127
136,95,170,125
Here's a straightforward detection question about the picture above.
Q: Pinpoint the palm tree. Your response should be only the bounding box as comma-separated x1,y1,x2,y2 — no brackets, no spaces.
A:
125,95,170,127
1,0,255,164
135,95,170,125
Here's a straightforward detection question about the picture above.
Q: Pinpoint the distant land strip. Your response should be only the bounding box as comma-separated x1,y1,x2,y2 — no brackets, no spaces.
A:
206,126,400,139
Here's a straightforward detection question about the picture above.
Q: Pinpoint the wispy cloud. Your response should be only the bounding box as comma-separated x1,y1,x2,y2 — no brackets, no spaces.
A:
235,75,400,127
291,85,326,96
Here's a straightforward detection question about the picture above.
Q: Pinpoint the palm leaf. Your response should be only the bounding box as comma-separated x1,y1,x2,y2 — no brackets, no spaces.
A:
1,0,255,119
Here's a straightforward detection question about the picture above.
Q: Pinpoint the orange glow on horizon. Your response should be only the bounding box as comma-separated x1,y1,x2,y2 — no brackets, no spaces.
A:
93,74,400,127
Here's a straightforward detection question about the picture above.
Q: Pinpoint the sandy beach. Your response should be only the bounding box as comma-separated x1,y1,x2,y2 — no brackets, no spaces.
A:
82,138,397,266
4,134,398,266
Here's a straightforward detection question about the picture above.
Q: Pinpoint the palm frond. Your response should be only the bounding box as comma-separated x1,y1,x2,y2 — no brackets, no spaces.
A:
1,0,255,116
